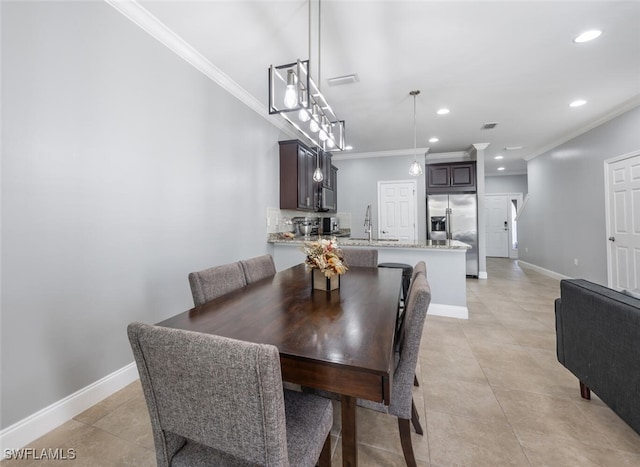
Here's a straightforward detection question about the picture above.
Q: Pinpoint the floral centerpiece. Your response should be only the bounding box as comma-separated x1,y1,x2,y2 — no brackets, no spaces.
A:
301,237,348,290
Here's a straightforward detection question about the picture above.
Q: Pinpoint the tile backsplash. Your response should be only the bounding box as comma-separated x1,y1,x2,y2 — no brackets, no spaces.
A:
266,208,351,234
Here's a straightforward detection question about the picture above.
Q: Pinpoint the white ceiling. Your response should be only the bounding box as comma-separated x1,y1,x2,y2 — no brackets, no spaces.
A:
136,0,640,175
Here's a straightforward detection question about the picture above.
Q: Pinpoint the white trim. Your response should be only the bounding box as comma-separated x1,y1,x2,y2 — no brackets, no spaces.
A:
104,0,296,140
523,98,640,162
517,260,571,281
478,271,488,279
426,151,472,163
515,193,530,221
604,149,640,288
428,303,468,320
486,171,528,176
333,147,430,161
0,363,138,452
377,180,419,243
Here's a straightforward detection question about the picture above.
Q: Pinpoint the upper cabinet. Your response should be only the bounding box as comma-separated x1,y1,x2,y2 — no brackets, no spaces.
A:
319,150,334,190
279,140,338,212
426,161,476,193
279,140,318,211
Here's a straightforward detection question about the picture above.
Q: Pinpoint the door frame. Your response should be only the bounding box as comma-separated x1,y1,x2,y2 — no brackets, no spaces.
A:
377,179,418,242
485,193,523,259
604,149,640,289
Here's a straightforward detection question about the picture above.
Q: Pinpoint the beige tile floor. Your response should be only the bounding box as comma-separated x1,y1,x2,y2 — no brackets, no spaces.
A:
3,258,639,466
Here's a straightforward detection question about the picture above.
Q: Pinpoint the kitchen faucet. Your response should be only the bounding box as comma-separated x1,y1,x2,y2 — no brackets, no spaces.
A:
364,205,372,242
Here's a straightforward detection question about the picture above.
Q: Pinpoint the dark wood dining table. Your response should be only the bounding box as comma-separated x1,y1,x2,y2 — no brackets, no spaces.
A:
157,263,402,467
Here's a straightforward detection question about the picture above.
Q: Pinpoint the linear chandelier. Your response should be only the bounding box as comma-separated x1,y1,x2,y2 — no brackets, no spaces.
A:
269,59,346,151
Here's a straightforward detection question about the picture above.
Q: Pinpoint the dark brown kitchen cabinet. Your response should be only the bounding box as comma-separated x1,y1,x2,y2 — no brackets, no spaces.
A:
279,140,318,211
426,161,476,193
319,150,334,190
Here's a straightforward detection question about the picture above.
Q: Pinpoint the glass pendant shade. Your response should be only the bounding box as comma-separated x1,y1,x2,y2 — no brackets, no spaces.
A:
298,108,310,122
309,104,320,132
298,90,310,121
409,160,423,176
283,70,298,109
326,128,335,148
313,166,324,182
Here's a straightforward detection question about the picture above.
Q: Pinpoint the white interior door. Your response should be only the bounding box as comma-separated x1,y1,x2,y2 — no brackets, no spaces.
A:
377,180,417,242
485,195,509,257
606,152,640,291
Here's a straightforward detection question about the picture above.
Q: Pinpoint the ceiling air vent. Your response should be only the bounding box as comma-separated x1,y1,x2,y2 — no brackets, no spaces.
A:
481,122,499,130
327,74,359,86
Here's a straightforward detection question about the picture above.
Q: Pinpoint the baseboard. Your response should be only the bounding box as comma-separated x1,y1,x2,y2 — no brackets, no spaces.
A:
0,363,138,452
478,271,488,279
517,260,571,281
428,303,468,319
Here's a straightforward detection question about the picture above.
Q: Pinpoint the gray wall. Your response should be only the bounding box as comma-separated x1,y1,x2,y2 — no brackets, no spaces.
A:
1,1,281,428
518,106,640,283
333,155,426,240
485,174,528,195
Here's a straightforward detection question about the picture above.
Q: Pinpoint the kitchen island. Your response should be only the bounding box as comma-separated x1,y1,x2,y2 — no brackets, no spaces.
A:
268,236,471,319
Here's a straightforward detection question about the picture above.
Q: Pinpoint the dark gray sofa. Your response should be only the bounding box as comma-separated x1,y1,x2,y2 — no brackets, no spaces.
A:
555,278,640,434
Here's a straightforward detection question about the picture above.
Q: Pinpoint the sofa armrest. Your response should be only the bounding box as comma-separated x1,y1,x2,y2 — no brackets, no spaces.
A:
555,278,640,434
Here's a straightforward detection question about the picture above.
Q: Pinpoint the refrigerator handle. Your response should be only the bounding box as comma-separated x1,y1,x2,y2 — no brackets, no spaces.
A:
446,207,452,240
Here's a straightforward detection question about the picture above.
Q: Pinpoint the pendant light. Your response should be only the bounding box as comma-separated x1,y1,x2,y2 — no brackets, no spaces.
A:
313,145,324,182
408,90,423,176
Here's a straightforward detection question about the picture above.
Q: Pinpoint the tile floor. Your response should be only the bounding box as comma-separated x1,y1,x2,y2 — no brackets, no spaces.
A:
3,258,639,466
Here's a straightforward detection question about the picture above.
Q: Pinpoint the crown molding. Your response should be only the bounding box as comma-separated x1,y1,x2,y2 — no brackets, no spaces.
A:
332,147,430,161
523,97,640,161
486,170,528,177
425,151,471,163
471,143,491,151
105,0,296,139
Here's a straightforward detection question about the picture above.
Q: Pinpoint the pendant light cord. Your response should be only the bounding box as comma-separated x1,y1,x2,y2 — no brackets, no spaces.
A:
410,90,420,160
318,0,321,92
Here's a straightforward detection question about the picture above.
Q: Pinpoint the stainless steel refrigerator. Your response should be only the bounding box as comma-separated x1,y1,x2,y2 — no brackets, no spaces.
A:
427,194,478,277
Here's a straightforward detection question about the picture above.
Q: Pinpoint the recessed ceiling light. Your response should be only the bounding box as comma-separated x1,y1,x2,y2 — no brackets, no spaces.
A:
436,108,450,115
574,30,602,43
495,155,504,160
570,99,587,107
429,137,439,143
497,167,505,171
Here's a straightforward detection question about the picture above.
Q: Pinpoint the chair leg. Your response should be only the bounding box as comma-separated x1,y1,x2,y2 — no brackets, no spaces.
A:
411,399,424,435
580,380,591,400
317,432,331,467
398,418,418,467
413,374,419,387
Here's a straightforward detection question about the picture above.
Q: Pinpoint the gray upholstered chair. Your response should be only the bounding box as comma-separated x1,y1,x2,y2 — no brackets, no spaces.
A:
316,272,430,467
362,272,431,467
341,247,378,268
188,262,246,307
412,261,427,281
396,261,427,343
128,322,333,467
240,254,277,284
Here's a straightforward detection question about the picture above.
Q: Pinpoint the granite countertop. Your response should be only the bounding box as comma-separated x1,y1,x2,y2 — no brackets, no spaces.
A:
268,234,470,250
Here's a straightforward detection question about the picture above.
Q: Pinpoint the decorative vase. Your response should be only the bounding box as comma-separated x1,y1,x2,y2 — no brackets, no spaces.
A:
312,269,340,291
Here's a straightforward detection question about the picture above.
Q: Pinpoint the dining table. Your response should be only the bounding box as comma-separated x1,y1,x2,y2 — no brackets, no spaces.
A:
157,263,402,467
